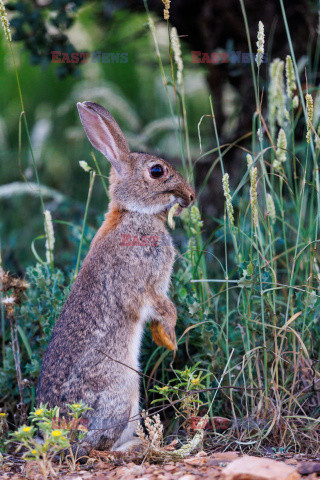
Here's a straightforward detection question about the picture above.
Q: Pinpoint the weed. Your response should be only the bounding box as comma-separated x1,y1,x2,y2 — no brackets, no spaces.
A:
9,402,91,478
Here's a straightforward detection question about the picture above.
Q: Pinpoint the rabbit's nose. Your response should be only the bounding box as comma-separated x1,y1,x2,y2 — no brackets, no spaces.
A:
188,190,195,205
180,194,194,208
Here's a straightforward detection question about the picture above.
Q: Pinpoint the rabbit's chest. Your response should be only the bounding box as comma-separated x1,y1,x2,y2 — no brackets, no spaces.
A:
118,229,175,291
151,232,175,284
115,215,175,288
134,231,175,271
120,220,175,264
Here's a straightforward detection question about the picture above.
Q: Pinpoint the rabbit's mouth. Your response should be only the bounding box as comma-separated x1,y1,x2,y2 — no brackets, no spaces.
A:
168,197,192,215
173,197,193,215
167,201,184,216
173,205,183,216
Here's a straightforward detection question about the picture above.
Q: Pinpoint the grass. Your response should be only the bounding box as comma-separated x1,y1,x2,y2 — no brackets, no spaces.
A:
139,2,320,456
1,0,320,467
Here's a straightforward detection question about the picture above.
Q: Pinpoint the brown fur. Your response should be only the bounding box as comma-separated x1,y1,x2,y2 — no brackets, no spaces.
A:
90,198,125,249
37,102,195,457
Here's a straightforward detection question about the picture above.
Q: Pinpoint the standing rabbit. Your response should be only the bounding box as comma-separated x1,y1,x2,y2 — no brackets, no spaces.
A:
37,102,195,455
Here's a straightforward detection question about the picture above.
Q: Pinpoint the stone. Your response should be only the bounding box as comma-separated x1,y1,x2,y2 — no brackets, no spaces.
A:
222,455,300,480
297,462,320,475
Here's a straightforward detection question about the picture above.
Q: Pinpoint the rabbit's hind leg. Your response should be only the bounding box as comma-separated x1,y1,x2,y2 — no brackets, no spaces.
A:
74,394,132,454
113,437,143,453
111,393,142,452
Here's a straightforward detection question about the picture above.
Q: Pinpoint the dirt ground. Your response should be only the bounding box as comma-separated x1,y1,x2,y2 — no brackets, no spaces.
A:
2,450,320,480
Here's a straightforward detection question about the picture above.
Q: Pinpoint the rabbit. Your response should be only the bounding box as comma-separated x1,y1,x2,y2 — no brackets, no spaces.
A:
36,101,195,456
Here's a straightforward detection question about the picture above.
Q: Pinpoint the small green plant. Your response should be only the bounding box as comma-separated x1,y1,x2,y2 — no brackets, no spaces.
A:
66,401,93,443
10,402,91,478
150,363,210,420
271,445,291,455
0,264,73,415
0,412,8,450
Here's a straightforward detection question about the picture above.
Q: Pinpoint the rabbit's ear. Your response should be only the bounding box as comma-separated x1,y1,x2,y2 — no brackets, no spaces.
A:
77,101,130,176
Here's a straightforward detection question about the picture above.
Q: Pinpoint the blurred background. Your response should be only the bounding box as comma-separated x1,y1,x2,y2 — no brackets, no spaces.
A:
1,0,318,273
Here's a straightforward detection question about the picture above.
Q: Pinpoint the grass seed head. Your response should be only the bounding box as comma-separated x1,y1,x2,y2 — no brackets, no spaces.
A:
285,55,296,99
222,173,235,227
249,166,258,227
276,128,287,165
292,95,299,109
161,0,170,20
44,210,55,264
255,21,265,67
266,193,276,224
306,93,314,143
170,27,184,85
0,0,11,41
79,160,91,172
269,59,285,134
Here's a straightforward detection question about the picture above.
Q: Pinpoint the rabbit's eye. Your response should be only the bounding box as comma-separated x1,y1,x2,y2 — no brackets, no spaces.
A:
150,164,164,179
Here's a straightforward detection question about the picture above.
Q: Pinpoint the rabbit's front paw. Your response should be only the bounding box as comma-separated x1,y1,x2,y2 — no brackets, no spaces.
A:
150,320,177,351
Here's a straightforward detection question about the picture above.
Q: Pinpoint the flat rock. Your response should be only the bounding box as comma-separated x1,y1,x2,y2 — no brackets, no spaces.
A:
212,452,240,462
297,462,320,475
222,455,300,480
177,476,197,480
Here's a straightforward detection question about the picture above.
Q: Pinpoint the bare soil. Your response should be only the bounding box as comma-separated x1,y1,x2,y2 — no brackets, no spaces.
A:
2,450,320,480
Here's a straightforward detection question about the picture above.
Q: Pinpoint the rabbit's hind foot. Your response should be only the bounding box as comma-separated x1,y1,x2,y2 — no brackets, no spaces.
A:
113,436,144,454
